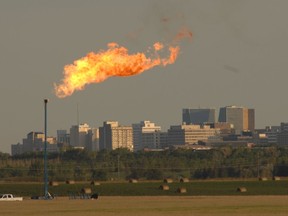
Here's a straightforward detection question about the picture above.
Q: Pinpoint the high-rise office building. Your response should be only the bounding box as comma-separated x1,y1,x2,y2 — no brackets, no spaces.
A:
248,109,255,132
218,106,255,134
182,108,216,125
57,130,70,145
278,122,288,145
132,120,161,151
86,128,99,151
99,121,133,151
280,122,288,131
70,123,91,148
264,126,281,144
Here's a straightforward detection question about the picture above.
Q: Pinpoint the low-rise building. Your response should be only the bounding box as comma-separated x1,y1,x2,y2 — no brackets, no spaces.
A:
167,124,220,146
11,131,58,156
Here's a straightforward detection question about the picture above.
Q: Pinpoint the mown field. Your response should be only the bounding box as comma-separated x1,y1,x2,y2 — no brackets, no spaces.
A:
1,180,288,216
0,179,288,197
0,196,288,216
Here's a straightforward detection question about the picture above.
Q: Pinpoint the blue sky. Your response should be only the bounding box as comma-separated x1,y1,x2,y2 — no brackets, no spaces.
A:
1,0,288,153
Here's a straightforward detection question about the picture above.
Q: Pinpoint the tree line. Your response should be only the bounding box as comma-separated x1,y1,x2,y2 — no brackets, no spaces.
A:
0,146,288,182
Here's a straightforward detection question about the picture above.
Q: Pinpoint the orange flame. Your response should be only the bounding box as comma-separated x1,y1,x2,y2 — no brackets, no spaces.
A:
55,32,191,98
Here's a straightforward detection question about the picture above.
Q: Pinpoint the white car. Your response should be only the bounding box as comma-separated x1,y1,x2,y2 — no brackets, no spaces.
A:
0,194,23,201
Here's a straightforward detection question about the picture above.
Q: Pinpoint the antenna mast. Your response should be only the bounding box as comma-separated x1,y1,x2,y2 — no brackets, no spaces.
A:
77,103,79,125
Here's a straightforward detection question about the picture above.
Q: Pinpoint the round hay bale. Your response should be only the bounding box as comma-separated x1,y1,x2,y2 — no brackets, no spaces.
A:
66,180,75,184
49,181,59,186
177,187,187,193
273,176,281,181
90,181,101,186
129,179,138,183
163,178,173,183
180,178,189,183
159,185,169,191
237,187,247,192
259,177,268,181
81,187,92,194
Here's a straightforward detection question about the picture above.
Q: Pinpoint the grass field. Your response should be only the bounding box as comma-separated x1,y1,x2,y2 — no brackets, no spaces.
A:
0,196,287,216
1,180,287,215
0,179,287,197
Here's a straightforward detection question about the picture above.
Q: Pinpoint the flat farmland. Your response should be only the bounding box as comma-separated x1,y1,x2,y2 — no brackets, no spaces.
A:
0,196,287,216
1,180,288,196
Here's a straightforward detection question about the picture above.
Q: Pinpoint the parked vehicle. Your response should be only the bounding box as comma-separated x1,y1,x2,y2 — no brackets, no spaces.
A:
0,194,23,201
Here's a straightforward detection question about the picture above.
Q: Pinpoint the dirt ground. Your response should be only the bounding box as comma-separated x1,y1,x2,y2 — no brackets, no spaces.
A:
0,196,287,216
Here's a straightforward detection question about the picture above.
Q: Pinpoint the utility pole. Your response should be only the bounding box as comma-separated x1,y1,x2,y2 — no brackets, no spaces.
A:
44,99,51,199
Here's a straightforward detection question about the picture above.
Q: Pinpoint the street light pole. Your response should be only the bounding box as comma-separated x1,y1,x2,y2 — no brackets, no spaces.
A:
44,99,49,199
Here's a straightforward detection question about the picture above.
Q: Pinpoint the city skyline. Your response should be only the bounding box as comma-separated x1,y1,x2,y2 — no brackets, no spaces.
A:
1,0,288,153
11,112,288,156
14,104,253,136
6,104,288,154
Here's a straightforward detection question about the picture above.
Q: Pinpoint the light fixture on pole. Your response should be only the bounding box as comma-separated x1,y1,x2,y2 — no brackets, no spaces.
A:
43,99,52,199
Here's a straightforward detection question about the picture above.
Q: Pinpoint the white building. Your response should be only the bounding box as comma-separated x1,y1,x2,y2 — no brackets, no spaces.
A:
99,121,133,151
132,121,161,151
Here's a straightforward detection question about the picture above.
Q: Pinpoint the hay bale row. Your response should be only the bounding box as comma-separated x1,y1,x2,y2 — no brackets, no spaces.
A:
50,180,103,186
259,177,268,181
81,187,92,194
129,179,138,183
180,178,189,183
91,181,101,186
49,181,59,186
159,185,169,191
163,178,173,183
237,187,247,192
177,187,187,193
66,180,75,184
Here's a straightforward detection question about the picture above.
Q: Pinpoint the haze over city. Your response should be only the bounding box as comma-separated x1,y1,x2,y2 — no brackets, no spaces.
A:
1,0,288,153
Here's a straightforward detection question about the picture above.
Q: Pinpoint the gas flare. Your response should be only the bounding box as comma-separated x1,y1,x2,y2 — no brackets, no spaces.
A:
54,31,191,98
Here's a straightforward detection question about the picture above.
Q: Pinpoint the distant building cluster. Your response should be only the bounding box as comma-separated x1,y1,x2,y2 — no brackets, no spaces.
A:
11,105,288,155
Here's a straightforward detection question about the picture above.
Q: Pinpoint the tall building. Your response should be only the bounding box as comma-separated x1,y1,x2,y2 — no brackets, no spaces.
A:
277,122,288,146
159,132,168,148
11,143,23,156
23,132,45,152
264,126,281,144
57,130,70,145
167,124,220,146
70,123,91,148
99,121,133,151
182,108,216,124
278,131,288,145
248,109,255,132
86,128,100,151
280,122,288,131
218,105,255,134
132,120,161,151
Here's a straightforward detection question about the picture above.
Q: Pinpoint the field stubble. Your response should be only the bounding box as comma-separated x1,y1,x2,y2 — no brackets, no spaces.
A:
0,196,287,216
